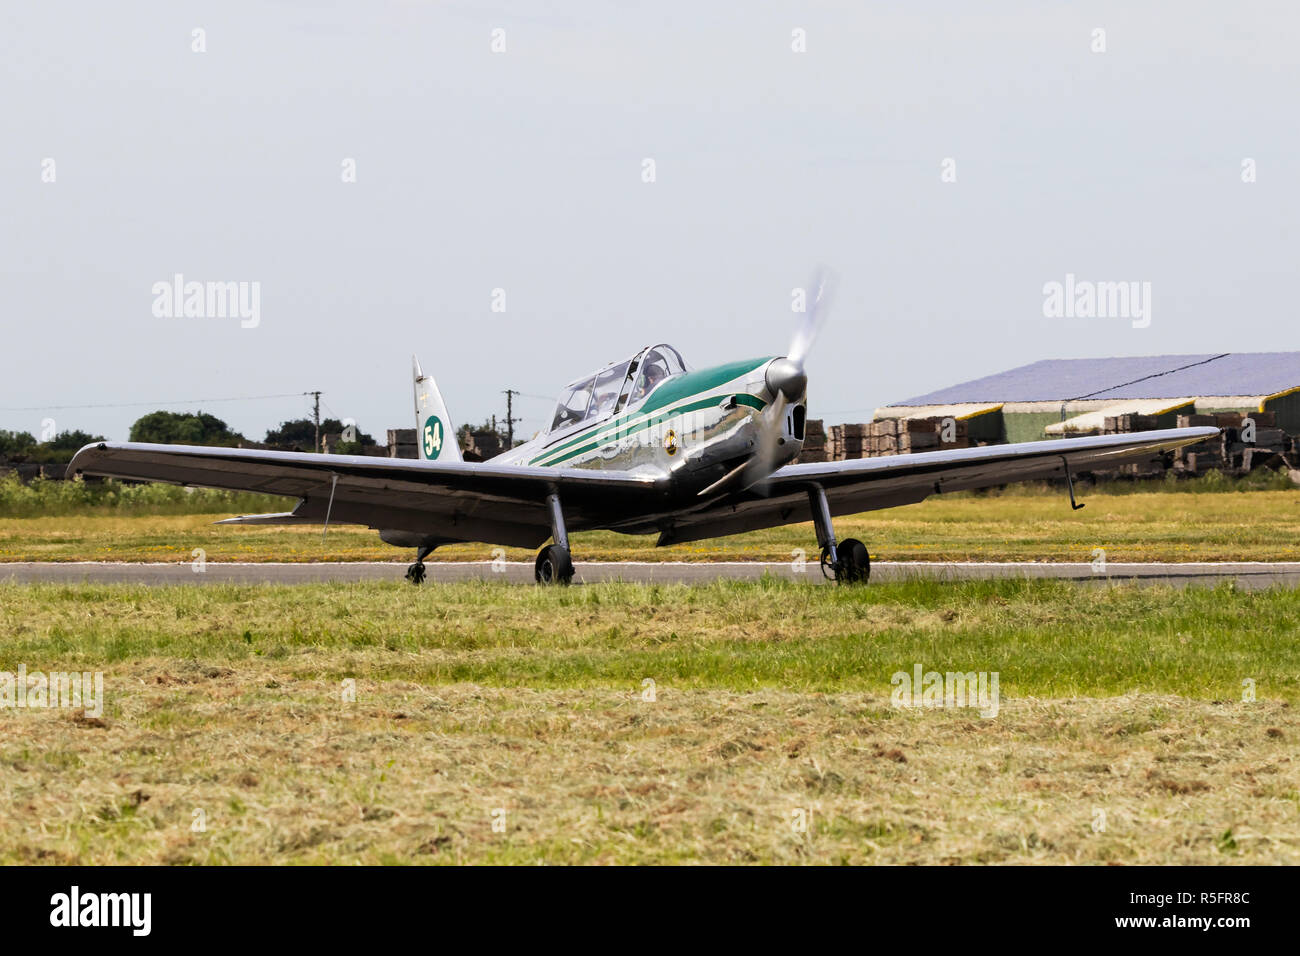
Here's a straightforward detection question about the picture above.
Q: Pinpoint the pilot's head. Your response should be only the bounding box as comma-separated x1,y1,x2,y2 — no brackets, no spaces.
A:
643,362,666,388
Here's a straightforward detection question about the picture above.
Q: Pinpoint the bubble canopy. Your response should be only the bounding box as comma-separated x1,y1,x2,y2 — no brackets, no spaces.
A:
549,344,688,433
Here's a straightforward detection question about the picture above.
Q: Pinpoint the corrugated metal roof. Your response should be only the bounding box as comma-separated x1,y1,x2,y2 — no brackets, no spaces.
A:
891,352,1300,406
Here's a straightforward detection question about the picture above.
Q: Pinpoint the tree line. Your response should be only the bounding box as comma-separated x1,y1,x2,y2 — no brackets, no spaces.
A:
0,411,378,465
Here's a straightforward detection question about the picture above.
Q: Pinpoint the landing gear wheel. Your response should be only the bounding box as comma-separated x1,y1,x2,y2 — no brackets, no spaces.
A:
821,538,869,584
819,547,836,580
406,543,436,585
534,544,574,585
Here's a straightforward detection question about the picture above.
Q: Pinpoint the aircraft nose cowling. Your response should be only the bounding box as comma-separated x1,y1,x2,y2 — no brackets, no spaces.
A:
765,357,807,402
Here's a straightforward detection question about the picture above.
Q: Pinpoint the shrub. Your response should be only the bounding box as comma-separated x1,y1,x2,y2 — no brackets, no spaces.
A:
0,472,290,518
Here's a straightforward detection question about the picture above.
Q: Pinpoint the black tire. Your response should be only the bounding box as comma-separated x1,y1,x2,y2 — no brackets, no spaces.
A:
534,544,574,585
836,538,870,584
405,563,426,585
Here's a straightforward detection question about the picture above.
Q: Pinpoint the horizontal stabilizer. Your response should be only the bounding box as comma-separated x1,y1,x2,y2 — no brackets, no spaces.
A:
214,512,317,525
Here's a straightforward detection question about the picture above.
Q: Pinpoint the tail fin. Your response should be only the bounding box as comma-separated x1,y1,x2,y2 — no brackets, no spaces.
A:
412,355,461,463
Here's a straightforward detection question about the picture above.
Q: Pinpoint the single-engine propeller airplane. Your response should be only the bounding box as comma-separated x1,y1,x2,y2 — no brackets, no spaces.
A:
69,274,1218,585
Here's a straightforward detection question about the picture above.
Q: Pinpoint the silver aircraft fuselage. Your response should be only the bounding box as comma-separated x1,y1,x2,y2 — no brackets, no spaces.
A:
496,352,807,496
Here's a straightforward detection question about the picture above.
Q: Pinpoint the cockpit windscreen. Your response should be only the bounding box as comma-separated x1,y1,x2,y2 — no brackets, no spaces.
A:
548,345,688,434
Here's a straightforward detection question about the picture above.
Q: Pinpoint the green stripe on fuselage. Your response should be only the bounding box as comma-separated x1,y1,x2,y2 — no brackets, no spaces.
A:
638,357,773,415
534,392,767,467
529,356,773,466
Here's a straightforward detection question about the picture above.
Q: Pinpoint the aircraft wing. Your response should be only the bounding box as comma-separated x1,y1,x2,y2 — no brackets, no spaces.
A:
654,426,1220,545
67,442,664,549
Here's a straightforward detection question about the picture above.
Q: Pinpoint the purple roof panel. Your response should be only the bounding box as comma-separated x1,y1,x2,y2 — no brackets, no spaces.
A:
891,353,1300,406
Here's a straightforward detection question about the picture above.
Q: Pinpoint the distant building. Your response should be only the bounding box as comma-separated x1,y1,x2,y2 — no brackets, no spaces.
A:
387,428,418,459
462,429,504,461
878,352,1300,442
384,426,506,461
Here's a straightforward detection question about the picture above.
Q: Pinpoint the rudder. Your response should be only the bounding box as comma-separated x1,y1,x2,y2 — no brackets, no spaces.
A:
412,355,461,463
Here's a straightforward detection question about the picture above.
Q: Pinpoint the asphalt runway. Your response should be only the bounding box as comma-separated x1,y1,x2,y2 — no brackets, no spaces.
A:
3,561,1300,589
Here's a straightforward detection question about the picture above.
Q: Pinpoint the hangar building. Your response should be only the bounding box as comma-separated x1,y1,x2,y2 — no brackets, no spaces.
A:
877,352,1300,444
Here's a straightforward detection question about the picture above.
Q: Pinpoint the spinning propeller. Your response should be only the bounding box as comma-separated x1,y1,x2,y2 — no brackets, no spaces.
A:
698,269,835,497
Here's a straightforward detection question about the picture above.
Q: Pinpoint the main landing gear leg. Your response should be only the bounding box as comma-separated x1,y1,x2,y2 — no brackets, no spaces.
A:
406,544,435,585
808,484,869,585
535,492,575,585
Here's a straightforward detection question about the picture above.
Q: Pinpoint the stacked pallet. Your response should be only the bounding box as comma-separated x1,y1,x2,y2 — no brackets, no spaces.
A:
1172,411,1290,476
799,419,827,463
1173,413,1222,475
809,411,1294,479
915,416,970,452
866,419,896,457
827,423,868,460
387,428,418,459
1096,413,1162,476
1102,413,1160,434
866,417,970,456
465,429,504,460
776,417,979,462
1117,454,1166,479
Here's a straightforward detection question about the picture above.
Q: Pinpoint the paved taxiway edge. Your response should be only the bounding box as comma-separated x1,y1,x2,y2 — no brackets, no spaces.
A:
3,561,1300,588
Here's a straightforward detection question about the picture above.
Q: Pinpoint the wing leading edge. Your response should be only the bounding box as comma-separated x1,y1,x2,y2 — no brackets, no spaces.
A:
67,442,665,549
654,426,1220,545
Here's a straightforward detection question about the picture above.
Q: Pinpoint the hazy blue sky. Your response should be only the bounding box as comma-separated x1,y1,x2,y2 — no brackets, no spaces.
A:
3,1,1297,442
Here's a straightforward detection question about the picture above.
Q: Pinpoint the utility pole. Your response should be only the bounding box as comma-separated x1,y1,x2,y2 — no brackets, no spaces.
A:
306,390,322,452
502,389,522,447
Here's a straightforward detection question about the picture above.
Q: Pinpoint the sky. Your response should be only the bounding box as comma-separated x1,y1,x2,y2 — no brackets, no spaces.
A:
2,1,1297,443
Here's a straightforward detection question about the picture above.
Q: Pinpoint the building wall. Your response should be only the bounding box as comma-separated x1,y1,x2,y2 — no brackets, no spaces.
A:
1152,404,1193,429
964,409,1006,443
1003,411,1062,444
1261,389,1300,433
888,390,1300,443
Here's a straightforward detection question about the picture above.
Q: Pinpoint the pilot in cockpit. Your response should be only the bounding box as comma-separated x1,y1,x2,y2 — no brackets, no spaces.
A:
631,358,668,403
590,386,619,419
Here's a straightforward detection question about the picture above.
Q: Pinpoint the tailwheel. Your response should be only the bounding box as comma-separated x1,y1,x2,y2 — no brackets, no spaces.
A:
405,544,435,585
534,544,574,585
822,538,870,584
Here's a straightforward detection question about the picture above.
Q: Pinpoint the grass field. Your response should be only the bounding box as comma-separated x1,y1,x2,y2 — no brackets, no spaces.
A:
2,579,1297,864
3,488,1298,563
